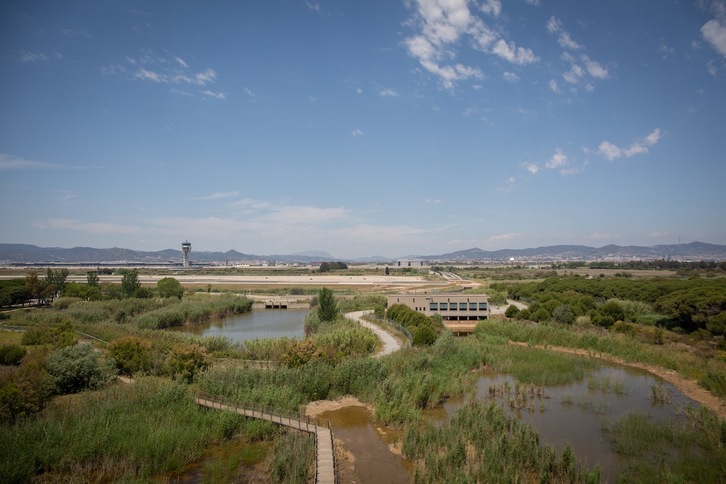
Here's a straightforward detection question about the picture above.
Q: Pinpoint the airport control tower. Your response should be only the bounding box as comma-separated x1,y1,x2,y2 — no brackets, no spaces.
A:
181,241,192,267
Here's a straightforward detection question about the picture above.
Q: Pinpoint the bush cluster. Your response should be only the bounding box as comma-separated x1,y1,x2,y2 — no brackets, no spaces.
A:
386,304,443,345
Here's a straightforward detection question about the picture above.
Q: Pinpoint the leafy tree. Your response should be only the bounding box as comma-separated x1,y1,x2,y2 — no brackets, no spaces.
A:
317,287,338,322
46,343,116,394
157,277,184,299
121,269,140,297
165,344,209,383
531,308,551,322
601,301,625,323
319,261,348,272
86,271,99,286
505,304,520,318
517,308,531,320
553,304,575,325
385,266,390,275
24,271,46,305
45,268,69,294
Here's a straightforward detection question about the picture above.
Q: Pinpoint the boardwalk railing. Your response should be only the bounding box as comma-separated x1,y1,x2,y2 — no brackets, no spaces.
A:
195,394,337,484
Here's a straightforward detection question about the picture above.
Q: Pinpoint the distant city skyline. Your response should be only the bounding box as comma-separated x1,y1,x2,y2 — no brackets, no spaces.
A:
2,1,725,259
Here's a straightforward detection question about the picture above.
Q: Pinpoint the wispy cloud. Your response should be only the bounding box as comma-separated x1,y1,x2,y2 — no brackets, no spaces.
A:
201,90,225,99
547,17,609,91
403,0,537,89
379,87,399,97
351,129,364,137
61,28,91,39
0,154,61,170
589,232,612,241
19,50,62,63
305,0,321,12
114,50,223,98
597,128,663,161
502,71,520,83
32,218,139,234
192,191,239,201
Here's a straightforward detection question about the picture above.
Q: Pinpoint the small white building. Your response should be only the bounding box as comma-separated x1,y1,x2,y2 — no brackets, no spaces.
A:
387,294,490,322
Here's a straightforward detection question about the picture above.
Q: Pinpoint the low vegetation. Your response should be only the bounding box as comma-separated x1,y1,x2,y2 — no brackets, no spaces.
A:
1,273,724,481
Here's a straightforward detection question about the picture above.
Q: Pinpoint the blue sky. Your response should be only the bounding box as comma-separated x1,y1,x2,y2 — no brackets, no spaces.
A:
1,0,725,259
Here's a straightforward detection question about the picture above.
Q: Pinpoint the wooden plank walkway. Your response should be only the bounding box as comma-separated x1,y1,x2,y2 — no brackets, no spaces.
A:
195,396,336,484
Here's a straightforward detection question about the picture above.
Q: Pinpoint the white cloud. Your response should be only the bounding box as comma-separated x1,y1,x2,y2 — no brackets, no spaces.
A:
134,68,166,83
524,162,540,174
379,87,399,97
597,141,622,161
648,231,670,238
192,191,239,201
175,57,188,68
480,0,502,17
201,90,225,99
702,19,726,57
548,79,560,93
558,32,583,50
589,232,612,241
426,198,443,204
524,0,541,5
503,71,519,83
351,129,364,136
492,39,539,65
403,0,537,88
598,128,662,161
581,55,608,79
545,149,568,169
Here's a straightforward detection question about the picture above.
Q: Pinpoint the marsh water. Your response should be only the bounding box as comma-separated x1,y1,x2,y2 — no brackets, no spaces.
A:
322,361,699,483
176,309,308,342
174,314,702,482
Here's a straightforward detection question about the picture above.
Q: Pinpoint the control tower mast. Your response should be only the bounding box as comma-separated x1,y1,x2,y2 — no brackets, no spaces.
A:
181,241,192,267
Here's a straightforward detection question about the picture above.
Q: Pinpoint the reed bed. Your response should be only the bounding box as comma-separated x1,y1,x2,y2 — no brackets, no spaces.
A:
403,399,601,483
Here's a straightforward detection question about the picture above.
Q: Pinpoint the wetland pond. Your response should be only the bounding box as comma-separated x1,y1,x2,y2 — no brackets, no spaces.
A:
175,309,308,342
323,361,701,483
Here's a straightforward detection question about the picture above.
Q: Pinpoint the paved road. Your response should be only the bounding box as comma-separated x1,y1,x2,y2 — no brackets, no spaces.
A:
345,310,401,358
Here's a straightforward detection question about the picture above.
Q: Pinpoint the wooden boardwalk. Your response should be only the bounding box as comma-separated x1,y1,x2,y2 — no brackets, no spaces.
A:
195,396,336,484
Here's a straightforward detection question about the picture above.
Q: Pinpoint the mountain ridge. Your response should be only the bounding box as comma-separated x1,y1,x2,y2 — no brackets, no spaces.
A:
1,241,725,264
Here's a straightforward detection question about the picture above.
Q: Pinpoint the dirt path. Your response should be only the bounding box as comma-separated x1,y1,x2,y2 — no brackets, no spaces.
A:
345,310,401,358
509,341,726,419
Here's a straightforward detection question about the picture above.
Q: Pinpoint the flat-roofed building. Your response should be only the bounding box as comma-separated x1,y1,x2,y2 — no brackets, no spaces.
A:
386,294,489,322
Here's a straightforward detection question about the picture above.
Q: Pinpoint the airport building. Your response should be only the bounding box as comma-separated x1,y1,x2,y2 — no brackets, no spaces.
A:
386,294,490,322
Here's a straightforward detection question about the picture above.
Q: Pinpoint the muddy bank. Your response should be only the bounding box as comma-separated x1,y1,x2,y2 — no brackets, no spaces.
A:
304,396,373,418
509,341,726,419
304,397,412,483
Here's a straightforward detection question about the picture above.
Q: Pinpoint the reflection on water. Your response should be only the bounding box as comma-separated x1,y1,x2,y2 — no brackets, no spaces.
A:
428,363,699,483
174,309,307,343
320,406,412,484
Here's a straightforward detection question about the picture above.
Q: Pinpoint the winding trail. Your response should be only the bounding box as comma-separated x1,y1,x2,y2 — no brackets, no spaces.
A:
345,310,401,358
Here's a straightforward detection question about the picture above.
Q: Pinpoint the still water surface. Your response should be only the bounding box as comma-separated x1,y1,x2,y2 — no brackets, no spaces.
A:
177,309,307,343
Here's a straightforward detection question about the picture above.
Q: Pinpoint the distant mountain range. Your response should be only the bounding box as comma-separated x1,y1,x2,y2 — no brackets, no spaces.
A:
1,241,725,264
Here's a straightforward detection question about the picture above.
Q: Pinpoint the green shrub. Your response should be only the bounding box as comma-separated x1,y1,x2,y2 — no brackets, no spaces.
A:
46,343,116,394
165,344,210,383
0,345,26,365
108,336,153,376
505,304,520,318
